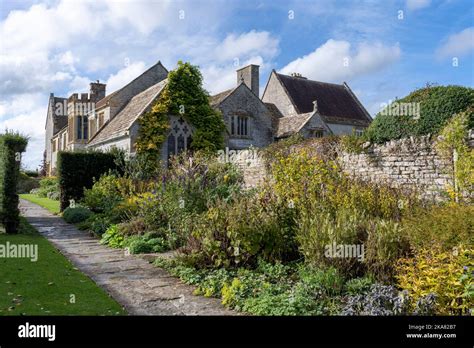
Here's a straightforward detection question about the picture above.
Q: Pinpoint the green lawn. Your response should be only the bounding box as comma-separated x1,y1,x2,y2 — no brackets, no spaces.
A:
20,194,60,214
0,218,126,315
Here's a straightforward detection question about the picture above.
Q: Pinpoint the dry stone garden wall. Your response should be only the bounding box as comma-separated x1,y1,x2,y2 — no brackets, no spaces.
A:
338,136,454,201
235,135,464,201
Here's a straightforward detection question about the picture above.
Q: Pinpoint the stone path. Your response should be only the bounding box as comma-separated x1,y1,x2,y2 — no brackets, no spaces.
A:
19,199,234,315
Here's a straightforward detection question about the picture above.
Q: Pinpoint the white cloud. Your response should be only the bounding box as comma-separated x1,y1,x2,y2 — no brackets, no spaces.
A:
406,0,431,11
436,27,474,59
0,93,47,170
0,0,276,168
213,30,279,62
280,39,401,83
202,56,266,95
66,75,91,95
199,31,278,95
103,0,172,35
0,0,178,98
1,1,275,169
57,50,78,70
0,1,172,55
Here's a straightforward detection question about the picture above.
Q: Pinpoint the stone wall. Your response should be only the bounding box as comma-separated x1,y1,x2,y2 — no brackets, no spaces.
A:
237,135,460,201
341,136,455,200
232,151,268,188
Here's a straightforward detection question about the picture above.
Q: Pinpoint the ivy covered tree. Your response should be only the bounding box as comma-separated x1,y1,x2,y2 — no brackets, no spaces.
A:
136,61,226,160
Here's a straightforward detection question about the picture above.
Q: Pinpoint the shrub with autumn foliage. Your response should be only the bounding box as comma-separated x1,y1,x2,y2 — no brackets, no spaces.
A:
396,245,473,315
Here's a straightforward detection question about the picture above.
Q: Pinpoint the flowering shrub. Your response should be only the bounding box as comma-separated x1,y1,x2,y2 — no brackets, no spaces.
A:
396,245,474,315
297,208,367,275
270,146,419,219
436,110,474,202
268,147,416,279
365,219,410,280
270,147,340,208
401,204,474,251
37,176,59,198
183,191,299,268
83,174,126,213
166,152,244,212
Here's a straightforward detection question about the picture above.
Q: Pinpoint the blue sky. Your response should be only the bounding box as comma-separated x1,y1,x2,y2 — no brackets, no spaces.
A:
1,0,473,169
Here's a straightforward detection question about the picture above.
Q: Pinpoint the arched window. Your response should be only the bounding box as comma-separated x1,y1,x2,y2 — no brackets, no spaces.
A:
177,134,185,153
167,133,176,159
166,116,193,159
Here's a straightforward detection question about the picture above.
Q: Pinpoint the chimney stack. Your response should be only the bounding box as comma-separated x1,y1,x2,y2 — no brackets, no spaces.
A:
236,64,259,96
89,81,106,102
290,72,307,79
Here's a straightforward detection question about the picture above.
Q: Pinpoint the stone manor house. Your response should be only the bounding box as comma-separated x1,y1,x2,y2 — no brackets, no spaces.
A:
45,60,372,175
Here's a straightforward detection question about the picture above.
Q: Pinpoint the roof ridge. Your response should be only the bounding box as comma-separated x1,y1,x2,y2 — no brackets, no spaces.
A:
210,86,238,106
276,72,344,87
132,78,168,99
96,60,167,108
125,79,168,130
278,114,311,121
87,79,167,146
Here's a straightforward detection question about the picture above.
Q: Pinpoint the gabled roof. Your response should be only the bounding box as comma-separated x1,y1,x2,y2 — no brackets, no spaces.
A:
209,88,235,107
95,61,168,109
274,72,371,124
264,102,284,132
54,114,68,134
46,95,68,132
264,102,284,120
88,79,167,147
276,112,314,138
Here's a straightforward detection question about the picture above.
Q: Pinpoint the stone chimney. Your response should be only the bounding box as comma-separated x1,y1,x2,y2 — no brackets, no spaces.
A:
236,64,259,96
290,72,307,79
89,80,106,102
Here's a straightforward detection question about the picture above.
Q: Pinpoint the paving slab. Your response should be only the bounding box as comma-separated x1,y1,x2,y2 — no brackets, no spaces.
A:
19,199,235,316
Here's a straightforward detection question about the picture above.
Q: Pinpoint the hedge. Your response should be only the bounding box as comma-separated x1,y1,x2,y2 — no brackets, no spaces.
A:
0,132,28,234
57,151,119,211
366,85,474,144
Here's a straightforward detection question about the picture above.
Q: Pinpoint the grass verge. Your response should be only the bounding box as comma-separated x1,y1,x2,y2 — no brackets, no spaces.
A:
0,217,126,315
19,194,60,214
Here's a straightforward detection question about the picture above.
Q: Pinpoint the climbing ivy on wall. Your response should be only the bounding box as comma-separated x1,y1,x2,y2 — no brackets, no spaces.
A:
136,61,225,160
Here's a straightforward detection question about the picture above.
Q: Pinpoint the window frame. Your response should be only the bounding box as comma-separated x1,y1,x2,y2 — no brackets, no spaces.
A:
230,115,250,137
355,128,364,137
